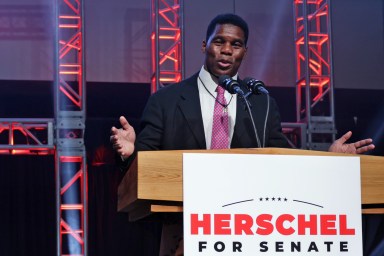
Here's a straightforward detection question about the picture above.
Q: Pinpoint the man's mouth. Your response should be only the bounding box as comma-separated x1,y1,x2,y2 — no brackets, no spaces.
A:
218,60,232,69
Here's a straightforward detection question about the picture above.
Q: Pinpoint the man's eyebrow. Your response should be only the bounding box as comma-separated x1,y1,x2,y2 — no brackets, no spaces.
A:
212,35,224,39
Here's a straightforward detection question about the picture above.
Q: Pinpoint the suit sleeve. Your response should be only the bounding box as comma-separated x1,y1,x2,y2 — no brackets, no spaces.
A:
135,92,164,151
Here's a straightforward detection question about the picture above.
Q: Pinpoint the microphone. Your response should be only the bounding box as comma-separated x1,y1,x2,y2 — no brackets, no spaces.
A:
243,77,269,95
219,75,262,148
218,75,245,96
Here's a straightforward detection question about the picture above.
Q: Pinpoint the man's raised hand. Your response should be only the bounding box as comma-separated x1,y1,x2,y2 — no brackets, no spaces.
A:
329,131,375,154
110,116,136,159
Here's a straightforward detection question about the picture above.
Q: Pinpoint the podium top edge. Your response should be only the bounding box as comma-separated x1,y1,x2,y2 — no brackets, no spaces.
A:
137,148,383,159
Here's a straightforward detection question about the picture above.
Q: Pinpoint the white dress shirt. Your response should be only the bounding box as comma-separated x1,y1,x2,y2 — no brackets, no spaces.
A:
197,66,237,149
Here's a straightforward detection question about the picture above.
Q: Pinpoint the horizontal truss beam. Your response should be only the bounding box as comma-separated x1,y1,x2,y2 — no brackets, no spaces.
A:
0,118,54,155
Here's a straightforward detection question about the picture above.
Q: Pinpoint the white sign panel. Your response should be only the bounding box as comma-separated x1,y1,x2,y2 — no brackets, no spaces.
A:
183,153,362,255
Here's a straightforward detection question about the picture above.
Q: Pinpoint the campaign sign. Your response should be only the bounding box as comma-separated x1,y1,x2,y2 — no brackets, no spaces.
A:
183,154,362,255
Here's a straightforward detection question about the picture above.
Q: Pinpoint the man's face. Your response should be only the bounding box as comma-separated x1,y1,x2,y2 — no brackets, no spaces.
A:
202,23,247,77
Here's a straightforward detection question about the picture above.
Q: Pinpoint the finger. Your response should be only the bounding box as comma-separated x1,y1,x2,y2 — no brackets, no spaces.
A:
338,131,352,144
110,135,116,143
110,126,118,135
356,146,366,154
117,148,127,156
355,143,375,154
354,138,373,148
112,144,121,150
119,116,131,130
356,144,375,154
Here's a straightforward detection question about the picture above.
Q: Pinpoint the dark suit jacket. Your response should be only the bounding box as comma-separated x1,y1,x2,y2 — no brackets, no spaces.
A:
135,73,290,151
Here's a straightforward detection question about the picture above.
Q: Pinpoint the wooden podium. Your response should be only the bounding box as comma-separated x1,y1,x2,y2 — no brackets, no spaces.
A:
117,148,384,221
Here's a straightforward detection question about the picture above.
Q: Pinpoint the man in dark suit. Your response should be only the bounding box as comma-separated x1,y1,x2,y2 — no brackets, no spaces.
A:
111,13,374,158
111,13,374,255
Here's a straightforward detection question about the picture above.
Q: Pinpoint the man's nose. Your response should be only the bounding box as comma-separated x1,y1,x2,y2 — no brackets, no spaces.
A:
221,42,233,55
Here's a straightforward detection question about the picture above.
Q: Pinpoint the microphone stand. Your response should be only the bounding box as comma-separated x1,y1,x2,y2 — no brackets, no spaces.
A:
218,75,262,148
239,91,262,148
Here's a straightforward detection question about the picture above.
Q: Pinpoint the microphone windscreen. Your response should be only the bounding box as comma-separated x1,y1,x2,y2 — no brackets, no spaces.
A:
243,77,268,95
218,75,231,87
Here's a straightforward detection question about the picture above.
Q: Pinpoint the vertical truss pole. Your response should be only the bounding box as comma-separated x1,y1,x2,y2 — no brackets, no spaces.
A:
293,0,336,150
151,0,184,93
54,0,87,255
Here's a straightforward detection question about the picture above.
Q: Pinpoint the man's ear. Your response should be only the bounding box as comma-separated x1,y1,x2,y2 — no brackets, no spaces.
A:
201,40,207,53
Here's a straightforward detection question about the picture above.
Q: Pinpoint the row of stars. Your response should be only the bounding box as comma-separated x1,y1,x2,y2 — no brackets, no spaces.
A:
259,197,288,202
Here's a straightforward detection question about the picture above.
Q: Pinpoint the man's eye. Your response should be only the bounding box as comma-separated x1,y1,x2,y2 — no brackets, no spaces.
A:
233,42,243,48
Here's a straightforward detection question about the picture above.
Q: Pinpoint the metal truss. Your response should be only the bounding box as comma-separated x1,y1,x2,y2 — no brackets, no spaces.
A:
281,122,308,149
55,0,87,255
0,1,87,255
151,0,184,92
292,0,336,151
0,118,54,155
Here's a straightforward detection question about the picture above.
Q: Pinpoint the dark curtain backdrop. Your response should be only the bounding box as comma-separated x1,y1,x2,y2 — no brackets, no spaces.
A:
0,153,163,256
0,155,56,256
87,160,162,256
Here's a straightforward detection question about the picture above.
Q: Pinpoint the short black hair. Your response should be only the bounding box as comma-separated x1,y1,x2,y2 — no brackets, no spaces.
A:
206,13,249,46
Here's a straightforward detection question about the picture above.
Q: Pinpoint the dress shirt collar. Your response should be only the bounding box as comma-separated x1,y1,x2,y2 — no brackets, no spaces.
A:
198,66,238,94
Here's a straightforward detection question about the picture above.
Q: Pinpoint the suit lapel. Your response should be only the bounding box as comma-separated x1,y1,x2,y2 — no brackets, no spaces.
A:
178,74,206,149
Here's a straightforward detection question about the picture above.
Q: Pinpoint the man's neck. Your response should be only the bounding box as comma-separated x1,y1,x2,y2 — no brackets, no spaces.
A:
203,66,219,84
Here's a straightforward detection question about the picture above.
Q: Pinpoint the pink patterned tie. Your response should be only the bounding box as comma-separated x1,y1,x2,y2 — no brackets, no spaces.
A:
211,86,229,149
